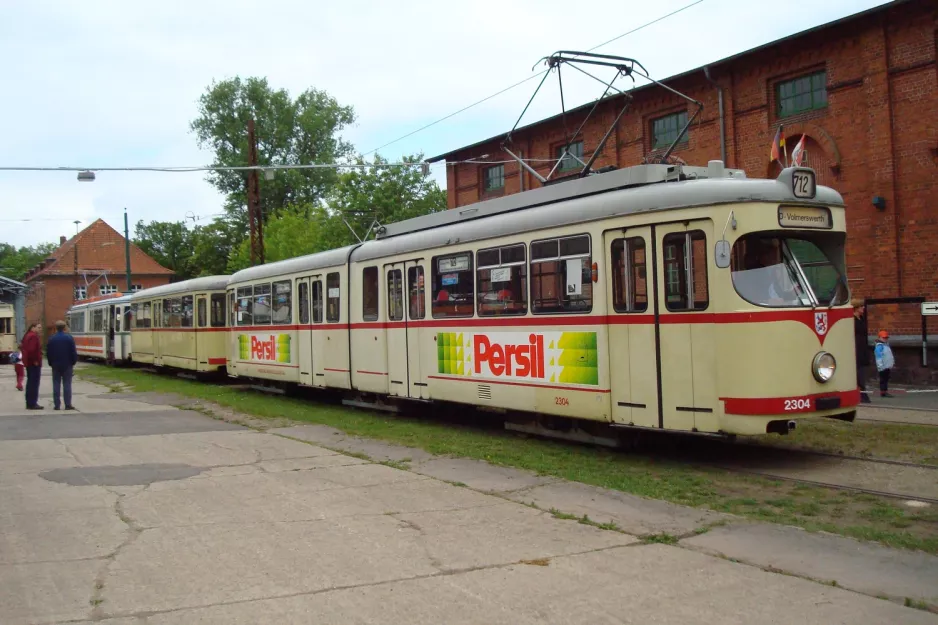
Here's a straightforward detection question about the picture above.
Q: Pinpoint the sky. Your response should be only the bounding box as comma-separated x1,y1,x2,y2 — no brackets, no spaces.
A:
0,0,889,248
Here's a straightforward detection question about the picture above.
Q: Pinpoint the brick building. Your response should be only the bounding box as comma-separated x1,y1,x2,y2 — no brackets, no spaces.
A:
429,0,937,377
24,219,173,339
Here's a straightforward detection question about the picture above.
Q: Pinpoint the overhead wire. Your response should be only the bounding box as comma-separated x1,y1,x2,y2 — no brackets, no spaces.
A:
362,0,705,157
0,1,706,177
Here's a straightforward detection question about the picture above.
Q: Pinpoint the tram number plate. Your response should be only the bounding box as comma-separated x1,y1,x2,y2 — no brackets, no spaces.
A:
555,397,570,406
784,398,812,411
791,170,816,199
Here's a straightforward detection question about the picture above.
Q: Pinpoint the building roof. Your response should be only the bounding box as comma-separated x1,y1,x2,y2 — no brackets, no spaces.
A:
427,0,903,162
24,218,174,281
0,275,28,293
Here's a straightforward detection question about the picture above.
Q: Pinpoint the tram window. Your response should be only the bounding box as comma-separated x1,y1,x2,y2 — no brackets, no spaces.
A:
611,238,648,313
477,244,527,317
362,266,379,321
252,283,271,325
431,253,473,318
91,309,104,332
228,291,235,327
236,287,253,326
298,282,310,324
197,298,207,328
312,281,324,323
731,233,848,308
663,231,709,311
326,273,341,322
124,306,132,331
388,269,404,322
181,296,194,328
211,294,226,327
272,281,291,324
408,266,425,320
115,310,121,333
531,234,592,314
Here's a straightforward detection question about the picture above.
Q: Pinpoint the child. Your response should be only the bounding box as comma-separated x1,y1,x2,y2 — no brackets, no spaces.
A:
874,330,895,398
10,345,25,391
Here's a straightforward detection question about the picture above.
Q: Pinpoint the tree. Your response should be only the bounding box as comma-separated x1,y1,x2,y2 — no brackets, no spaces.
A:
327,154,446,244
190,77,356,224
226,155,446,271
0,242,57,281
132,221,197,280
190,217,244,278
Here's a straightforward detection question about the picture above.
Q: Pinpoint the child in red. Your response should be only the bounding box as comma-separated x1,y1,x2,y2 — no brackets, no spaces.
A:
10,346,25,391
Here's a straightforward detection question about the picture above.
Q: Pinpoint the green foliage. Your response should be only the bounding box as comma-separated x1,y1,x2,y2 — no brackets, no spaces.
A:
0,242,57,281
190,76,355,222
133,220,197,279
225,154,446,273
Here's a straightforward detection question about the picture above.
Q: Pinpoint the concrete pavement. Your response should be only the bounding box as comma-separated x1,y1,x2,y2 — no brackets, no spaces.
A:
1,364,936,624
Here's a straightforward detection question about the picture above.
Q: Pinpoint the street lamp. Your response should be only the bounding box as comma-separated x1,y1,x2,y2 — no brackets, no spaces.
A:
77,170,95,182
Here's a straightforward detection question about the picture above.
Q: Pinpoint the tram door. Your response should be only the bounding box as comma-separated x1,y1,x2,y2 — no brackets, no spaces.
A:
308,276,326,387
296,277,313,387
386,264,408,397
655,221,718,431
385,261,427,399
604,228,659,428
107,304,117,362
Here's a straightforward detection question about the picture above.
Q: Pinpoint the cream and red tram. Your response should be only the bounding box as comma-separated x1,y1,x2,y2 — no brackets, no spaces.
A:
66,294,133,363
129,276,229,372
226,161,856,436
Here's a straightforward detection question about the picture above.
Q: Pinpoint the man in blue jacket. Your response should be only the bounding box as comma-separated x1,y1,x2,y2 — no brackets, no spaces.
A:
46,320,78,411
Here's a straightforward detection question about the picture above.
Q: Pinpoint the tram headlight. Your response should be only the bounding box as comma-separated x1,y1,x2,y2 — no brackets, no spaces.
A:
812,351,836,383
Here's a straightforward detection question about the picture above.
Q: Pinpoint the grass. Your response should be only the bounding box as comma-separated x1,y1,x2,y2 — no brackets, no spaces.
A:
77,365,938,555
758,418,938,465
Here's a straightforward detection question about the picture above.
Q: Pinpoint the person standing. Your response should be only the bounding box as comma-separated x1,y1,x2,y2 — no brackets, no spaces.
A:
10,344,25,391
21,322,43,410
46,320,78,411
874,330,895,399
852,299,871,403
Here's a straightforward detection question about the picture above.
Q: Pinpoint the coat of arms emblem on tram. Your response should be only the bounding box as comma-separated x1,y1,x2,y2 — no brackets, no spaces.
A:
814,312,829,337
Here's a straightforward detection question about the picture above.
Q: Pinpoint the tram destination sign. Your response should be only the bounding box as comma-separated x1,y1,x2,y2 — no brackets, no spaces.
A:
777,206,832,229
923,302,938,316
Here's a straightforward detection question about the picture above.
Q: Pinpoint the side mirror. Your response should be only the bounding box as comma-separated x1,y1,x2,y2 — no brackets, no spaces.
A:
714,240,731,268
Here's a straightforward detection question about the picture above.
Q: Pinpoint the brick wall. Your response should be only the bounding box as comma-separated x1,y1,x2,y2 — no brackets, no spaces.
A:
440,0,936,330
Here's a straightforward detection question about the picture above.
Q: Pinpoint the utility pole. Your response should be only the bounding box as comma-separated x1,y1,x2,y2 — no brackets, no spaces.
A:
124,208,132,292
247,119,264,266
73,220,80,303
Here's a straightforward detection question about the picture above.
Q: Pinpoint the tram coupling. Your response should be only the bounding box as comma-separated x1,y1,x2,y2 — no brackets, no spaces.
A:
766,420,798,435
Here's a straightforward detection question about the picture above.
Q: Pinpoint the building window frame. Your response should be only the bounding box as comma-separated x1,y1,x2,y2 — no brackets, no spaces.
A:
651,110,689,150
776,70,827,119
482,164,505,194
555,140,584,172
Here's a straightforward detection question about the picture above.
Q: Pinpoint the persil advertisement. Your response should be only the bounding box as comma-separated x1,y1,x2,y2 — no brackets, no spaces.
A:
437,331,598,386
237,333,292,364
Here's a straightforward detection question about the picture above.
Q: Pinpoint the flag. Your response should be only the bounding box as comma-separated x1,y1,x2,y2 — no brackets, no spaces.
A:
790,134,807,167
770,125,786,165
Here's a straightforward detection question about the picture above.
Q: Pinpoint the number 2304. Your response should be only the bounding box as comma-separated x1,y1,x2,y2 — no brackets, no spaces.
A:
784,398,811,411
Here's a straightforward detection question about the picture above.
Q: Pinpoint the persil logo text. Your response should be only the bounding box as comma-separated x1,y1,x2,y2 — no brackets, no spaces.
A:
251,336,277,361
474,333,544,378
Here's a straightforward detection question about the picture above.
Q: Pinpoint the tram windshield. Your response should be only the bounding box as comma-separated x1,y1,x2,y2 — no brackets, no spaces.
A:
731,232,848,308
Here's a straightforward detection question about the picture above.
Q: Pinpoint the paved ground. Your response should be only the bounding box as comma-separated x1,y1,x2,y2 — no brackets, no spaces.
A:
1,365,937,624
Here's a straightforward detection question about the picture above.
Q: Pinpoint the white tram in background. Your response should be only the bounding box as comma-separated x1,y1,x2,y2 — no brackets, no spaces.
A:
129,276,229,373
0,303,16,362
67,294,133,362
223,161,858,437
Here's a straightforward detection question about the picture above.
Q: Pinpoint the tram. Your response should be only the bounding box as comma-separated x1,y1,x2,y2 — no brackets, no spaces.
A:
0,303,16,363
129,276,229,372
67,294,133,362
223,161,858,436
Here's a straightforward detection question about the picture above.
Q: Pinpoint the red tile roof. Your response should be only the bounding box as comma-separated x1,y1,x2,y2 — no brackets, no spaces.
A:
25,218,174,281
